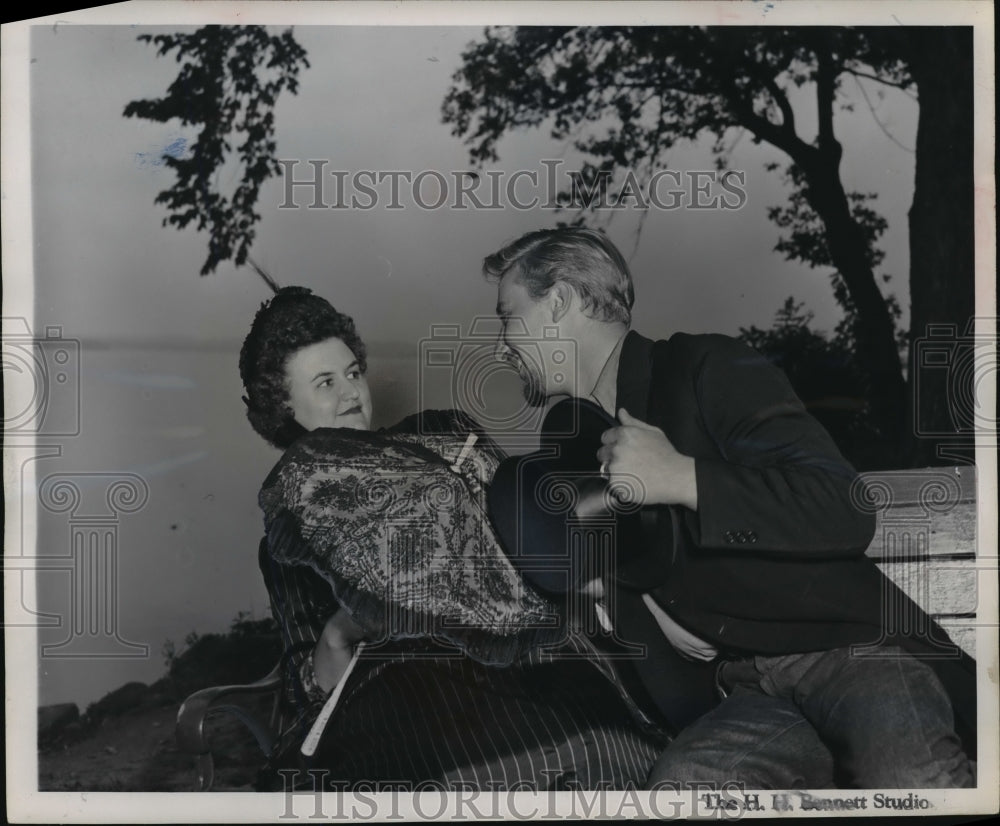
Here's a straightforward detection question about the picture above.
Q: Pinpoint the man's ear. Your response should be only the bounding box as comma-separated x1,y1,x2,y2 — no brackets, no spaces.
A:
549,281,574,323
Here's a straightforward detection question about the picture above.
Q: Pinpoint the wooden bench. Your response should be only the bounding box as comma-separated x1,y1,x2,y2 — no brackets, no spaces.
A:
175,466,981,790
174,664,283,791
861,466,979,658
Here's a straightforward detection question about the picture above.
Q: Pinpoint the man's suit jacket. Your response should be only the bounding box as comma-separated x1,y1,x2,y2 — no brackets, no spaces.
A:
609,330,977,754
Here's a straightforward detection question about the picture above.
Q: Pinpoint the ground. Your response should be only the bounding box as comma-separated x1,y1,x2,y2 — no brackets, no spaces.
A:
38,701,266,792
38,620,283,792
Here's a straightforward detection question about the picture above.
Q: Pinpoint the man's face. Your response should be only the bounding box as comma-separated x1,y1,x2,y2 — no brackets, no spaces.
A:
495,271,556,406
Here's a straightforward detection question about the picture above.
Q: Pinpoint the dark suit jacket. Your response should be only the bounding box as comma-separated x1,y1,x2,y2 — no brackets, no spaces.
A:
609,330,977,754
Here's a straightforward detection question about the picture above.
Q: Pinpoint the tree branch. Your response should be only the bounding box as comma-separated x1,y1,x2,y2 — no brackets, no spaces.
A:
246,255,281,294
813,36,841,163
849,74,914,152
727,88,816,166
843,68,915,93
759,77,795,135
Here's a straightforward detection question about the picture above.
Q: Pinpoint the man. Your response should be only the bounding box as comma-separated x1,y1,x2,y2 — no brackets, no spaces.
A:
483,226,975,788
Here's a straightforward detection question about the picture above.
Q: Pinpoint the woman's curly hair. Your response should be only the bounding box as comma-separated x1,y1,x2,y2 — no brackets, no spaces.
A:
239,286,367,449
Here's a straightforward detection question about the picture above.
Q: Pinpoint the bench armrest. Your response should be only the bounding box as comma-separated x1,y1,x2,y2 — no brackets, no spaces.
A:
175,664,283,791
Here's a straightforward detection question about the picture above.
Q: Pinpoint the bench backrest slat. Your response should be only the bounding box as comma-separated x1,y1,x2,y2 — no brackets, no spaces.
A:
859,467,978,658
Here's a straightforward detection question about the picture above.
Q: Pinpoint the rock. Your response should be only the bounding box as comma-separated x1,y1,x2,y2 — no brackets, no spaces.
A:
85,681,151,721
38,703,79,741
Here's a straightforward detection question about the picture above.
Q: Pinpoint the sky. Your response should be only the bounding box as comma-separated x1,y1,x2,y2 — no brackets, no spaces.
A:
27,23,921,348
2,2,987,715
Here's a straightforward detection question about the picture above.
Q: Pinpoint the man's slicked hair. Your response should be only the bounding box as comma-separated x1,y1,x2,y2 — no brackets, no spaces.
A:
482,227,634,325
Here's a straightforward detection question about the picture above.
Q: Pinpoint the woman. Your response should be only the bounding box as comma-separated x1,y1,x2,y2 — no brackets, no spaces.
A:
239,286,662,790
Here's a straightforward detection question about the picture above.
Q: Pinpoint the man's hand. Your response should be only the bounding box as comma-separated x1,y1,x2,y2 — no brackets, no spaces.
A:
641,593,718,661
596,408,698,510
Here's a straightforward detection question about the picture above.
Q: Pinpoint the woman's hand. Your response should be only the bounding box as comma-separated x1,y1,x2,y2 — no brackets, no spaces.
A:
578,577,604,599
312,610,365,693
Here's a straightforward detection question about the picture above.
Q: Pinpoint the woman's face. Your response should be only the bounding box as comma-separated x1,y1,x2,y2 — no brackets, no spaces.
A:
285,337,372,431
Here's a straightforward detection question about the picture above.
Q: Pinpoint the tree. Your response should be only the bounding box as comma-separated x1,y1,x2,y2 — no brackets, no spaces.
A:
123,26,310,276
443,26,975,467
900,28,975,466
738,298,881,469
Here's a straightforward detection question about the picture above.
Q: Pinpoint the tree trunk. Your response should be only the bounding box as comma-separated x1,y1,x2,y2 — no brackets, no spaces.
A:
905,28,976,466
799,153,908,468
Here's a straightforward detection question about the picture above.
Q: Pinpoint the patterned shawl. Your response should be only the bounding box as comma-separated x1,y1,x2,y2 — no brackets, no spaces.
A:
259,410,563,665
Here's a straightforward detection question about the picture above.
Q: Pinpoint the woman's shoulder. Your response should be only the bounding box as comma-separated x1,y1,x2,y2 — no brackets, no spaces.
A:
383,408,482,437
258,427,388,496
385,409,507,463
